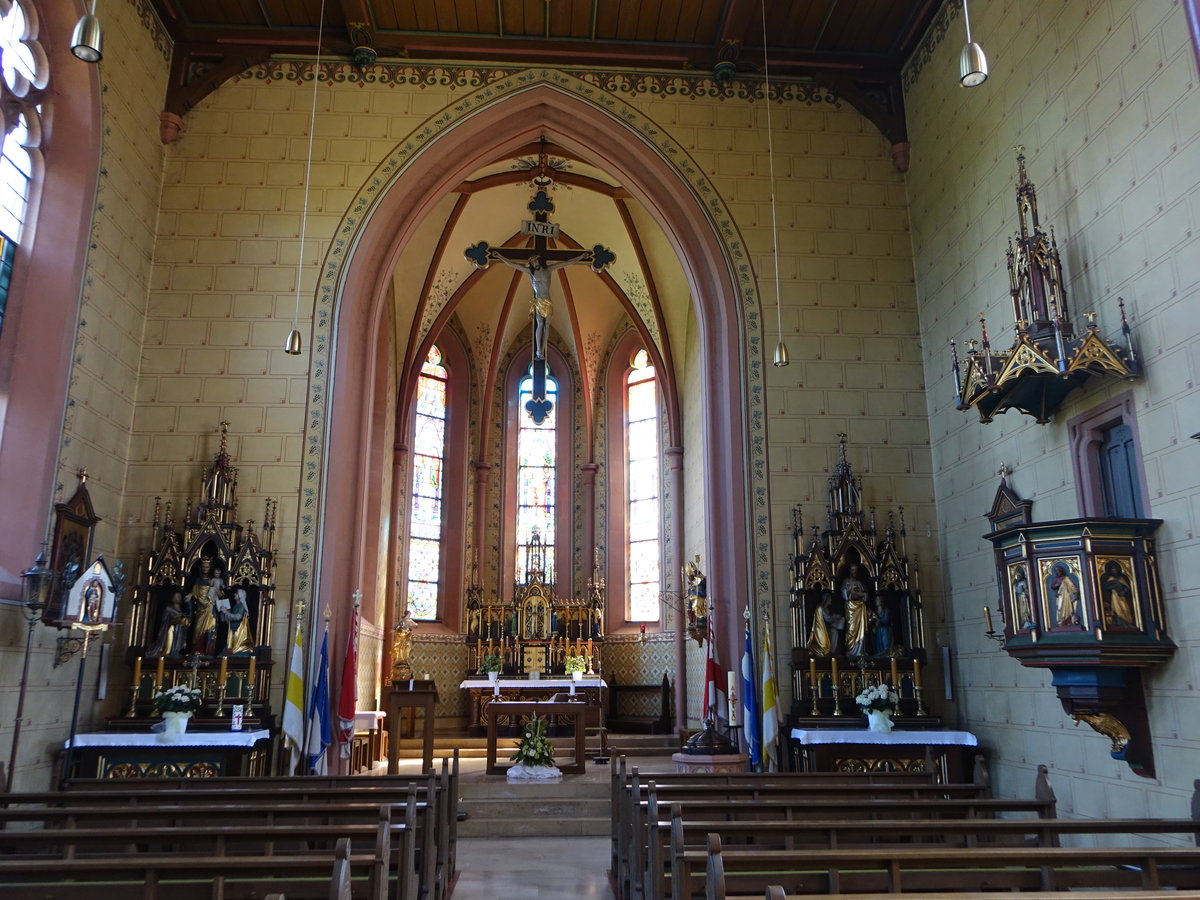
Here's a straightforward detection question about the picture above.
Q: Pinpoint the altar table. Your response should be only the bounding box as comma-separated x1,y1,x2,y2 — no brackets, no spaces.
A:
485,701,590,775
459,677,607,736
64,730,272,778
789,728,979,782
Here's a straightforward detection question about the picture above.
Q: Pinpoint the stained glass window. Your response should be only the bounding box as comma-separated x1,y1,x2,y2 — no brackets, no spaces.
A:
406,346,447,620
0,1,46,338
627,349,661,621
516,369,558,582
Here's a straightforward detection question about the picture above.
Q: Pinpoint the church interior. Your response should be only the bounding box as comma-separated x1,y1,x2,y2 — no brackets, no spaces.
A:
1,0,1199,886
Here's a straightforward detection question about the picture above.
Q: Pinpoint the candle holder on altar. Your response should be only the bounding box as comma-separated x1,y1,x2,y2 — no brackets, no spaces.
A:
124,681,140,717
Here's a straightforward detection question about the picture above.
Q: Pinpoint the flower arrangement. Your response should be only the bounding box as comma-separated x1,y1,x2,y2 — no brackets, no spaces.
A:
481,654,503,674
153,684,202,715
509,714,555,768
564,655,587,674
855,682,899,714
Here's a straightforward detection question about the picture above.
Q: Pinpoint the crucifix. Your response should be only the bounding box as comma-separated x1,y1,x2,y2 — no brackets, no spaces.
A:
465,155,615,424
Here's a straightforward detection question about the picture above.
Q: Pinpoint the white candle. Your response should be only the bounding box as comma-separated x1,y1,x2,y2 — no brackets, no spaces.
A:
727,671,739,726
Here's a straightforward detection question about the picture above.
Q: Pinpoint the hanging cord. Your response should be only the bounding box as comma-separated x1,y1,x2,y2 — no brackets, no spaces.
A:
285,0,327,354
762,0,788,366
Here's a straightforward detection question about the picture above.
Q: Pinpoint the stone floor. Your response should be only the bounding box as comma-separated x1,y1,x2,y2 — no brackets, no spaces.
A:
452,835,616,899
387,753,678,899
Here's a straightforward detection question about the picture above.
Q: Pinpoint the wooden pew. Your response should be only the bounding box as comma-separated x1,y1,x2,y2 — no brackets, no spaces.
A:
608,755,952,897
0,837,383,900
0,797,427,899
698,834,1200,900
751,891,1200,900
40,753,459,900
654,808,1200,900
0,798,418,900
619,772,1007,900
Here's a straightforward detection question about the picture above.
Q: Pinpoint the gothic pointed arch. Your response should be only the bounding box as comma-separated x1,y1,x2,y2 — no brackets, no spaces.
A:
306,70,770,678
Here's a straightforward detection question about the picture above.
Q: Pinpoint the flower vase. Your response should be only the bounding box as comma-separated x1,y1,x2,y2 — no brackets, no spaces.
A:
161,710,192,738
866,708,894,733
487,671,498,683
572,670,583,682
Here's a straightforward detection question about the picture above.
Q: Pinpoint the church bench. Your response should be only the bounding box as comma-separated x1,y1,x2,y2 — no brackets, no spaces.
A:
53,756,458,899
648,807,1200,900
608,755,951,890
0,796,438,899
695,835,1200,900
617,773,1011,900
607,675,673,734
0,801,417,900
742,891,1200,900
0,845,384,900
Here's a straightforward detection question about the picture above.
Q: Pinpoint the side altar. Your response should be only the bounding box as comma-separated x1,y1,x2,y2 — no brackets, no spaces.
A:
76,425,280,779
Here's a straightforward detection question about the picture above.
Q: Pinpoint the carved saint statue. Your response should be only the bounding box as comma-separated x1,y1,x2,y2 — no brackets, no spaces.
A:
392,607,417,680
497,253,588,360
841,564,870,657
806,591,844,657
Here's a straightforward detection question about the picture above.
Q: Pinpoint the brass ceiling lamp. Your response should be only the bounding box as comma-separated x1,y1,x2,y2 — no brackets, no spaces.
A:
284,0,327,356
71,0,103,62
959,0,988,87
762,0,789,367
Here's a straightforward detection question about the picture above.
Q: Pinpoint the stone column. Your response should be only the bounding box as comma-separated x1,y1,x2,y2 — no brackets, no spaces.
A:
665,445,687,734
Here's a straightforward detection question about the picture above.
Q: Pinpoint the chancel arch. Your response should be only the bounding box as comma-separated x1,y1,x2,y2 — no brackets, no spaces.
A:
310,73,769,706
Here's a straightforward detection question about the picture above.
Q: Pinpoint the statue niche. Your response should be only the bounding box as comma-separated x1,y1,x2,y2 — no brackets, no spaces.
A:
127,423,278,724
790,436,929,722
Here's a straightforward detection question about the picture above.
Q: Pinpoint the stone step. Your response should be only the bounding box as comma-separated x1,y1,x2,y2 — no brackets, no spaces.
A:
457,778,611,837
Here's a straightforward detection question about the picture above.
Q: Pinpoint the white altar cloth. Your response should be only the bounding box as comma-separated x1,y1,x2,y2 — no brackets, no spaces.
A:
790,728,978,746
354,710,387,731
65,730,270,749
459,678,607,690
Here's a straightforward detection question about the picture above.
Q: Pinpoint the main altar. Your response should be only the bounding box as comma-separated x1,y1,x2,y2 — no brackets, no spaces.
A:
464,533,605,678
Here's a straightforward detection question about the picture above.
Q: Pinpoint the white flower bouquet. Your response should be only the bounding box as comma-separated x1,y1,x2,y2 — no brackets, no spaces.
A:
509,714,555,768
153,684,202,714
855,682,898,713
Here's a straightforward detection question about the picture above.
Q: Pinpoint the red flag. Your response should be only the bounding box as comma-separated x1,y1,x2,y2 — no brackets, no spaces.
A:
702,604,725,724
337,602,359,758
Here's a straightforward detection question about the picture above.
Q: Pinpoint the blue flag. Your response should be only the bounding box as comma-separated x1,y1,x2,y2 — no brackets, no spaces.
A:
741,617,762,769
306,626,332,774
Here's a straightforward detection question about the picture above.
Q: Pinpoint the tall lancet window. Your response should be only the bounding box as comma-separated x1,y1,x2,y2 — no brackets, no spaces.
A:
626,349,661,622
516,368,558,583
407,346,448,621
0,0,47,337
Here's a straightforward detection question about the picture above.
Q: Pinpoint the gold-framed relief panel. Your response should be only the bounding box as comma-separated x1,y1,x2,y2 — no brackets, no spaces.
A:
1039,556,1086,630
1095,555,1141,630
1007,561,1036,632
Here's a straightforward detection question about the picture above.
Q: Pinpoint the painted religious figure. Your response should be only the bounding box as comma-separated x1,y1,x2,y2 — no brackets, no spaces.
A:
806,591,844,657
1042,559,1082,628
1098,557,1138,629
1010,563,1035,630
392,607,417,680
840,564,870,657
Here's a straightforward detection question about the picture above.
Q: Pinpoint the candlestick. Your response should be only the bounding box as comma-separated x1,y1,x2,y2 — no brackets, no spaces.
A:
247,656,256,684
912,658,922,688
890,657,898,687
155,656,165,689
984,606,994,633
830,658,841,716
218,655,228,685
133,656,143,685
808,658,817,690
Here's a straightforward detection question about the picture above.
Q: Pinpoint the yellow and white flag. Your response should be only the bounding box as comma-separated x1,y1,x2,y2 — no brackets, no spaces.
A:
281,619,306,774
761,614,782,771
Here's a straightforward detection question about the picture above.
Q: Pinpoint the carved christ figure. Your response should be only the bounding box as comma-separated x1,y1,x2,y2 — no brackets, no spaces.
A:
498,253,588,360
